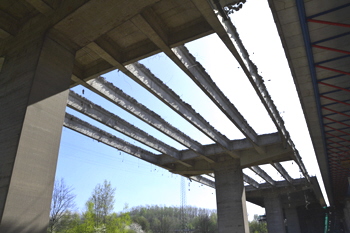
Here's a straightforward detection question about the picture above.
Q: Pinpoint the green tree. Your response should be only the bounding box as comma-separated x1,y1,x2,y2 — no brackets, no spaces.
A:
133,216,150,232
106,212,133,233
249,215,267,233
193,213,217,233
89,180,116,226
129,205,218,233
48,178,76,233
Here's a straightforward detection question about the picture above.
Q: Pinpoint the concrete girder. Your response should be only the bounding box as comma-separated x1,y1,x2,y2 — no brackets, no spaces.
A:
82,42,217,164
190,175,215,188
246,178,309,194
125,62,232,152
191,0,310,182
245,177,326,208
167,140,293,168
67,91,192,168
218,16,311,183
170,142,293,175
243,174,260,189
53,0,162,48
250,166,275,186
208,172,260,189
64,113,160,165
129,11,233,152
199,176,324,211
0,57,4,72
171,159,213,175
0,9,19,38
26,0,54,16
271,162,293,184
162,133,293,167
239,144,293,168
172,46,260,148
72,75,207,157
191,0,286,145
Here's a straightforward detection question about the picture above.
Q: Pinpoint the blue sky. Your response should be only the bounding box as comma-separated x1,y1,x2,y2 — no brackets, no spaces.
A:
55,0,327,221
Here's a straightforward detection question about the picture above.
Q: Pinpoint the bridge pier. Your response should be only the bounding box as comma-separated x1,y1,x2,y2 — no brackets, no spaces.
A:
264,194,286,233
0,35,75,232
344,200,350,232
214,159,249,233
284,206,301,233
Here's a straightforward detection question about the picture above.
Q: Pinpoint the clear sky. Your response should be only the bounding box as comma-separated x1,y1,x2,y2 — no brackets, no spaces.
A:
55,0,328,221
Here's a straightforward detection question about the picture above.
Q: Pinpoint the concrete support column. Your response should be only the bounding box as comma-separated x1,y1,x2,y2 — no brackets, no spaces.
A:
214,159,249,233
285,207,301,233
343,200,350,233
264,195,286,233
0,35,75,232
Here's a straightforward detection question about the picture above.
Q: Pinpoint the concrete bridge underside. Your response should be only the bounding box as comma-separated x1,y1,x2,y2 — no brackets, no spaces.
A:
0,0,329,232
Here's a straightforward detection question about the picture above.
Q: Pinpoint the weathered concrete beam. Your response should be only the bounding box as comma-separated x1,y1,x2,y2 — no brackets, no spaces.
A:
177,133,292,168
191,0,310,182
126,62,232,151
245,177,326,207
64,113,159,165
131,9,237,153
72,76,218,164
239,145,293,168
26,0,53,16
217,14,312,181
171,160,213,175
0,9,19,37
161,139,292,169
67,91,192,167
0,28,11,39
245,178,309,193
190,175,215,188
271,162,293,184
86,42,122,68
129,9,267,157
0,57,4,72
250,166,275,186
173,46,259,146
170,148,291,179
92,77,208,151
82,42,217,163
243,174,260,189
73,75,204,153
208,172,260,189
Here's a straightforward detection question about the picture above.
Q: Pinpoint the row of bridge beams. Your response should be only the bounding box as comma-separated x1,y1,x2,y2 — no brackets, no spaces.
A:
63,73,326,232
0,35,323,232
0,0,323,232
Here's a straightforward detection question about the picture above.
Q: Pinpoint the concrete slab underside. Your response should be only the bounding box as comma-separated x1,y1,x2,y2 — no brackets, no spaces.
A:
0,36,75,232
